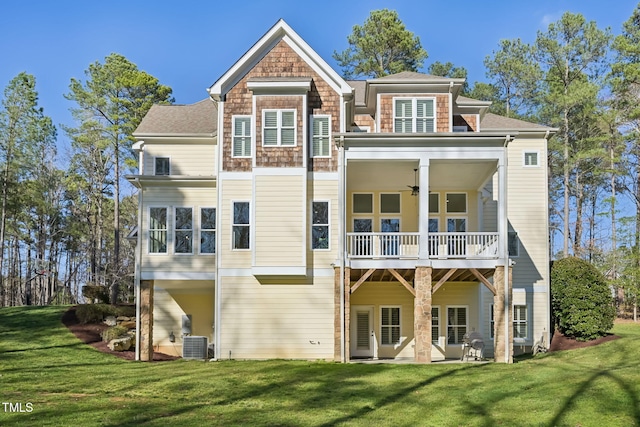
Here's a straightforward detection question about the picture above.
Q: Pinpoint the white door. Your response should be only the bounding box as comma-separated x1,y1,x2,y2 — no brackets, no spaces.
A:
351,306,374,358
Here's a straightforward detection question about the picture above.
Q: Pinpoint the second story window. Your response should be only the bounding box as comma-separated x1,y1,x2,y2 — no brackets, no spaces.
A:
174,207,193,254
311,116,331,157
233,116,252,157
263,110,296,146
200,208,216,254
149,207,167,253
394,98,435,133
155,157,170,175
232,202,250,250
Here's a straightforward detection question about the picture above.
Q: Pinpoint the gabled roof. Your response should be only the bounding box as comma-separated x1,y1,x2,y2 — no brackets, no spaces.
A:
369,71,464,84
133,99,217,137
480,113,553,132
208,19,353,101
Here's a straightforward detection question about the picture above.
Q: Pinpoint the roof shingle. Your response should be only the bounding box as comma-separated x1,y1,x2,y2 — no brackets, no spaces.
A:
134,99,217,136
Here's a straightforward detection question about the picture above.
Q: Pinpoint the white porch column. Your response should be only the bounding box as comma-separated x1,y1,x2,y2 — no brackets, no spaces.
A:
418,160,430,259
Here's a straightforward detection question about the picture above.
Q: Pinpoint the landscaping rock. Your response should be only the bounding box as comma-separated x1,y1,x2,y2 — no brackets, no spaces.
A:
104,316,117,326
120,321,136,330
116,316,131,322
108,336,132,351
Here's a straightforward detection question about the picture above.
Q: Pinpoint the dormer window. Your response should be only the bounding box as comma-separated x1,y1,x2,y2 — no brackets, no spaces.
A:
154,157,170,176
394,98,435,133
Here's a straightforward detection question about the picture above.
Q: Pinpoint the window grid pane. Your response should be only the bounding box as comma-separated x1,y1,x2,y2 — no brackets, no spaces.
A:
447,307,467,345
312,201,329,249
233,202,250,249
149,208,167,253
381,307,400,345
200,208,216,254
174,208,193,254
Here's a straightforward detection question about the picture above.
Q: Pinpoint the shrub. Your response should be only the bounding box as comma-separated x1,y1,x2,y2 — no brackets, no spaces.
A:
551,257,615,341
75,304,115,324
101,325,129,342
114,305,135,318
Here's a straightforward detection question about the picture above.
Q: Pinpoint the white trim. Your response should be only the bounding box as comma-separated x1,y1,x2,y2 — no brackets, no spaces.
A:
153,156,171,176
379,305,401,347
523,150,540,167
231,115,253,158
141,271,215,280
199,207,217,255
262,109,297,147
445,305,469,345
445,192,468,214
352,192,374,214
379,192,401,214
310,114,332,158
246,80,312,91
429,192,440,214
147,206,169,255
432,305,441,347
311,200,331,251
173,206,194,255
231,200,251,251
392,96,437,133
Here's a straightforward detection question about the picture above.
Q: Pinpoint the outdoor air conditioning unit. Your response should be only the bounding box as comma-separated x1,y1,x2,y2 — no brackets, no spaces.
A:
182,336,208,360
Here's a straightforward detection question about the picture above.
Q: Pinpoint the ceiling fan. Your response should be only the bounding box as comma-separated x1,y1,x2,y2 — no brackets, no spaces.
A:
407,168,419,196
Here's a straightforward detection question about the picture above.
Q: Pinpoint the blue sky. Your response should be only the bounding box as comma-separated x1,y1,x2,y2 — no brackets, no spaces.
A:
1,0,638,156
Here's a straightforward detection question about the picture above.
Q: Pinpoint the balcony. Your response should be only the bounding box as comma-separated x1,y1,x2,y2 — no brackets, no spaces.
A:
346,232,499,260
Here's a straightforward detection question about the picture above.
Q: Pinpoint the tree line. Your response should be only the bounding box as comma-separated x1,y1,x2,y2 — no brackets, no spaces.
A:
2,7,640,314
0,54,172,307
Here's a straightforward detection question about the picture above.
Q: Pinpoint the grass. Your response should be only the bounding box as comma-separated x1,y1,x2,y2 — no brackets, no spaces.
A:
1,306,639,427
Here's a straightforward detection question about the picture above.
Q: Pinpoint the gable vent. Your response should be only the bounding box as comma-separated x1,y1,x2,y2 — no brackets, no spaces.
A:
182,336,208,360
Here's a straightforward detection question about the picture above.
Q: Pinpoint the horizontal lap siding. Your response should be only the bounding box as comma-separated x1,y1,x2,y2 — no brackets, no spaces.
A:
219,275,334,359
507,138,549,290
153,287,214,355
141,187,216,274
432,282,481,359
350,282,415,358
254,175,305,267
308,179,339,267
220,179,252,268
144,143,216,176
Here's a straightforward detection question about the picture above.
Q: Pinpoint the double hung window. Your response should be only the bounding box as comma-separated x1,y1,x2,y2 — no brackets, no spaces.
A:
394,98,435,133
381,306,401,345
263,110,296,146
149,208,168,253
232,202,250,249
312,201,329,249
200,208,216,254
174,208,193,254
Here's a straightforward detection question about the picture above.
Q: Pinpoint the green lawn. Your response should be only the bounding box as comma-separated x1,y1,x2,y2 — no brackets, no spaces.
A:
1,306,639,427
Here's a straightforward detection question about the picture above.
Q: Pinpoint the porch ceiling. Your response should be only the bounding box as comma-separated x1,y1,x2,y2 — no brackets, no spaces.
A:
346,159,497,192
349,267,495,284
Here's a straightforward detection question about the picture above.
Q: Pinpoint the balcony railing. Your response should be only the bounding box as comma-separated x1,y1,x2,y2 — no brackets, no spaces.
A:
346,232,499,260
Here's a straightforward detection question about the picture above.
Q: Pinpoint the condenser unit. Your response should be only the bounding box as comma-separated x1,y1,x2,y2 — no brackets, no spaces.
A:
182,336,208,360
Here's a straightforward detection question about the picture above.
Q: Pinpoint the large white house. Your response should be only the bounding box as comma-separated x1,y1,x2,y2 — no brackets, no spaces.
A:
127,20,555,363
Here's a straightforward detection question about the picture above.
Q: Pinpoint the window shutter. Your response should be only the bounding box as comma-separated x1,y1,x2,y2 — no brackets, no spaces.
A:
233,117,251,156
312,117,329,157
417,100,434,132
395,99,412,133
281,111,295,146
263,111,278,146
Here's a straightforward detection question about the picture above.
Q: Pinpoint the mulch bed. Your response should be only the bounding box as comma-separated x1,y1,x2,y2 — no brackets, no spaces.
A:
62,306,622,360
61,306,178,362
548,330,620,352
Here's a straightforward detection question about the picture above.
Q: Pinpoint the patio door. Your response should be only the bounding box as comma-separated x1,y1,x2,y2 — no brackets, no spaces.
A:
351,306,374,358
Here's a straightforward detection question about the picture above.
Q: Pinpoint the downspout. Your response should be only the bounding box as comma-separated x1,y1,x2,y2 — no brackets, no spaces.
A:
212,95,223,361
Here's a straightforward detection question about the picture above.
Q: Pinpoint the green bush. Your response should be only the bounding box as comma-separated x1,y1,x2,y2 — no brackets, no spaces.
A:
551,257,615,341
75,304,115,324
101,325,129,342
114,305,135,318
